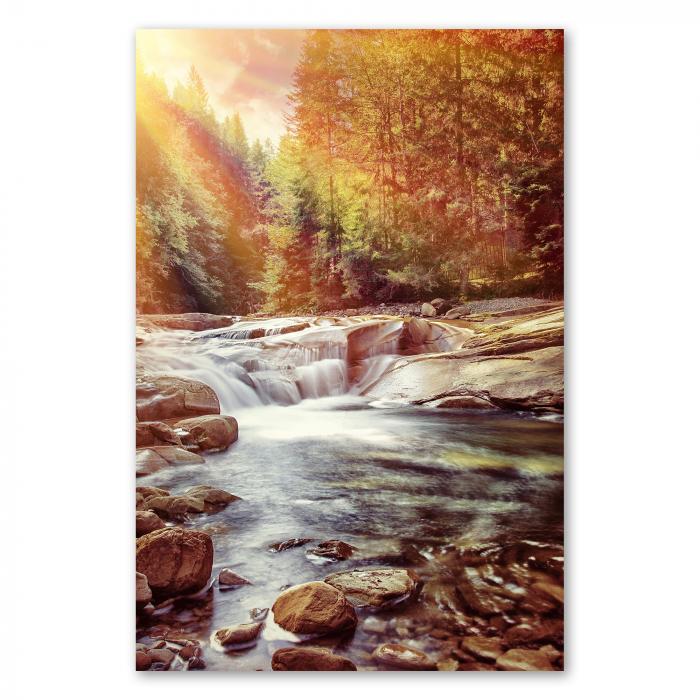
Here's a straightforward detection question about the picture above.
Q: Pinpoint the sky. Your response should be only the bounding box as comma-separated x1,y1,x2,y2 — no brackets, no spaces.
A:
136,29,306,145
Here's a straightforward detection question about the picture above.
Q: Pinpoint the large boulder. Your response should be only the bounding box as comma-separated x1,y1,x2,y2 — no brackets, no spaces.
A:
372,643,437,670
136,527,213,600
444,304,470,319
271,581,357,635
420,302,437,317
136,510,166,537
135,421,182,448
324,568,420,608
136,376,220,422
174,415,238,452
271,647,357,671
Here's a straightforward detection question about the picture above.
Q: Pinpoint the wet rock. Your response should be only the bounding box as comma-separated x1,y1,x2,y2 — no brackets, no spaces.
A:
437,658,459,671
503,619,564,647
324,568,420,608
307,540,354,561
362,616,388,634
143,495,206,517
531,581,564,606
421,302,437,317
148,647,175,669
187,656,206,670
271,647,357,671
136,446,204,476
269,538,312,552
136,527,213,600
136,486,169,499
136,421,182,448
184,485,240,505
539,644,563,664
214,622,263,648
174,415,238,452
455,569,519,616
139,313,234,332
250,608,269,622
218,569,251,588
461,636,503,662
136,572,152,610
177,643,201,660
135,650,152,671
136,376,220,422
372,643,437,670
136,510,166,537
271,581,357,635
496,648,554,671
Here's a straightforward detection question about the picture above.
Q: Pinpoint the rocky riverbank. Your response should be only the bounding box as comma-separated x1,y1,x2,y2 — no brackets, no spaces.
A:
135,302,564,671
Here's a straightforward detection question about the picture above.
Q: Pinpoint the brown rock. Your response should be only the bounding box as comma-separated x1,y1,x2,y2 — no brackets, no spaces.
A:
136,527,213,600
214,622,263,648
271,647,357,671
138,313,234,332
218,568,251,587
271,581,357,635
421,303,437,318
136,421,182,448
148,648,175,669
269,538,312,552
175,415,238,452
307,540,354,561
372,643,437,670
184,485,240,505
503,619,563,647
135,650,152,671
136,572,152,610
136,486,170,499
496,648,554,671
324,568,420,608
531,581,564,606
136,510,166,537
136,446,204,477
461,636,503,662
143,495,206,517
136,376,220,422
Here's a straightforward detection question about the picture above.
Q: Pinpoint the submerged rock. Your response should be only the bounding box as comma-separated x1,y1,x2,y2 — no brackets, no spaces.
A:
269,538,313,552
324,568,420,608
496,648,554,671
214,622,263,648
136,376,220,422
136,527,213,600
218,568,251,588
174,415,238,452
271,647,357,671
307,540,354,561
271,581,357,635
372,643,437,670
136,510,166,537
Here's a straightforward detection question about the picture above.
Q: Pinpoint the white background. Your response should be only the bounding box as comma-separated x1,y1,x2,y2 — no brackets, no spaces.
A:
2,0,699,697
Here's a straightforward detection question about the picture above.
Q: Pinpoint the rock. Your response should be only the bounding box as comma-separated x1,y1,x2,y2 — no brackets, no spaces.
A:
424,395,493,409
178,643,201,660
174,415,238,452
456,569,519,615
362,616,388,634
503,619,563,647
269,538,313,552
135,650,152,670
136,527,213,600
136,376,220,422
539,644,563,664
250,608,269,622
136,486,170,499
218,568,251,587
138,313,234,332
136,572,152,610
214,622,263,648
136,446,204,476
136,510,166,537
444,305,470,319
307,540,354,561
531,581,564,606
271,581,357,635
429,298,451,314
184,485,240,505
461,636,503,662
324,568,420,608
421,302,437,317
271,647,357,671
148,648,175,669
437,658,460,671
136,421,182,448
143,495,206,517
372,643,437,670
187,656,206,670
496,648,554,671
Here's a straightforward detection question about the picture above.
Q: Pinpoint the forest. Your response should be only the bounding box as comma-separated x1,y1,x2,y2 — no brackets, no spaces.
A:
136,29,563,315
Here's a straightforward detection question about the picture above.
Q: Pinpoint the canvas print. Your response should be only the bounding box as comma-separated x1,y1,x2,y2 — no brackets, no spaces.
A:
135,29,564,672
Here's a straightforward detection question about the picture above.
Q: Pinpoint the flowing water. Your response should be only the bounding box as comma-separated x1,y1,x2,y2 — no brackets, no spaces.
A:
136,316,564,671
